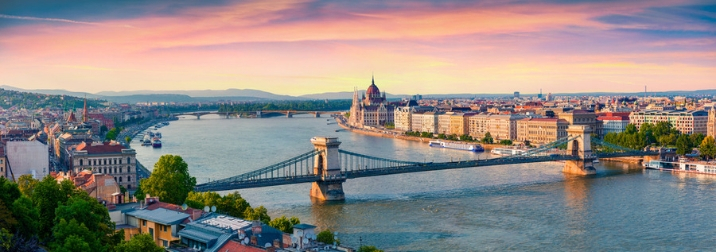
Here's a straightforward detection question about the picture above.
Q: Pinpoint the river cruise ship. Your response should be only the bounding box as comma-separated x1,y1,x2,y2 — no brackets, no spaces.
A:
490,148,526,156
428,140,484,152
645,159,716,175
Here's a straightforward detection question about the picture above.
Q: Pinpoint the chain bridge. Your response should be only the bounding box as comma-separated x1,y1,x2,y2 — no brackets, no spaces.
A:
195,125,659,201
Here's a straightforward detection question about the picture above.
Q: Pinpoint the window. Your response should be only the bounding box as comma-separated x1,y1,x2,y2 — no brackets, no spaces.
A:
128,176,131,182
119,177,122,182
162,240,168,247
148,228,154,238
127,157,131,164
142,220,146,226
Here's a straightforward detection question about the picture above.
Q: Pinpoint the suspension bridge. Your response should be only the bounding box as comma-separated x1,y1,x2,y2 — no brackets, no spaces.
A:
195,125,660,201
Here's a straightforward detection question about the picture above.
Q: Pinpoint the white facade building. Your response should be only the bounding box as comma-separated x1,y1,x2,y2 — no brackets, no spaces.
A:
6,141,49,179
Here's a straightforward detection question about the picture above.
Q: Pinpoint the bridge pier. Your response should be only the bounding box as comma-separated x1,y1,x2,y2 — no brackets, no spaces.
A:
286,111,293,118
314,112,320,118
196,114,201,120
256,111,262,118
310,137,345,201
563,125,597,175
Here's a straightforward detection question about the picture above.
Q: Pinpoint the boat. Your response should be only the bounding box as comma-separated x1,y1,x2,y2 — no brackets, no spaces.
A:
155,132,162,138
141,134,152,146
645,159,716,175
428,140,484,152
490,148,526,156
162,122,169,126
152,137,162,148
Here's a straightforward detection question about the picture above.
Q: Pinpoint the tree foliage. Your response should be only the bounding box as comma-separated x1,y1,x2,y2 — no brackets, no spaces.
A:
482,132,494,144
140,155,196,205
50,191,123,251
700,136,716,160
115,234,164,252
243,206,271,224
358,245,384,252
316,229,334,244
17,174,38,197
186,191,252,219
31,176,78,240
268,215,301,233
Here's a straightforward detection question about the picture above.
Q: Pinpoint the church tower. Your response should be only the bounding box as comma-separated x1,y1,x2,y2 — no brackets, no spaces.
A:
82,95,88,123
349,87,362,127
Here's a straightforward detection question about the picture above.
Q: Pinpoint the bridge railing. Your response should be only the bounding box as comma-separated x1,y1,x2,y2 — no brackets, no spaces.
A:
338,149,424,172
198,149,319,187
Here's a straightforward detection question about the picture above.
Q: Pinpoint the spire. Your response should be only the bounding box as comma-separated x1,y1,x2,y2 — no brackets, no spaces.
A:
83,94,88,123
372,73,374,85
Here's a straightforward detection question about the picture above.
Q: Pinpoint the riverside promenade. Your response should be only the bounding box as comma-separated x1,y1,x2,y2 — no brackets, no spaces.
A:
334,115,505,150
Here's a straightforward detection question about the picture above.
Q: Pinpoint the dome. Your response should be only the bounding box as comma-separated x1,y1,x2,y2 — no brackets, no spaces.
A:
366,83,380,96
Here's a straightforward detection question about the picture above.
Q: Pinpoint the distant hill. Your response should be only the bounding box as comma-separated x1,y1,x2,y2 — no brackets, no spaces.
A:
0,85,100,98
299,90,407,100
96,88,300,100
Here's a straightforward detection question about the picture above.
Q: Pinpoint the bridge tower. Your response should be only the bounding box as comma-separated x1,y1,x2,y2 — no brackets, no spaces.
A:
310,137,346,201
563,125,597,175
286,111,293,118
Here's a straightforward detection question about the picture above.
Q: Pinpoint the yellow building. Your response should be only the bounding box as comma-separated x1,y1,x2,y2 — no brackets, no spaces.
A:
449,113,473,136
708,109,716,138
516,118,569,144
123,207,192,248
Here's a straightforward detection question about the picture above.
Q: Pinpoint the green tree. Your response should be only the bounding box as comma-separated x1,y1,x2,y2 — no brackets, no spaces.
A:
51,219,97,252
31,177,78,240
482,132,494,144
268,215,301,233
220,192,251,218
243,206,271,224
699,136,716,160
316,229,334,244
51,193,123,251
17,174,39,197
115,234,164,252
437,133,446,139
0,228,12,251
358,245,384,252
125,136,132,143
140,155,196,205
134,184,146,201
11,196,39,238
690,133,706,148
500,139,513,145
676,134,692,155
0,202,17,232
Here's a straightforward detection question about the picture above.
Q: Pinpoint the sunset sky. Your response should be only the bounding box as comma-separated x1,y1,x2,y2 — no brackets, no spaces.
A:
1,0,714,96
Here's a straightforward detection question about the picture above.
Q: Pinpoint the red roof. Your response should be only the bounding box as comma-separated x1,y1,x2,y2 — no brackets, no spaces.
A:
76,142,125,154
597,116,629,121
217,240,266,252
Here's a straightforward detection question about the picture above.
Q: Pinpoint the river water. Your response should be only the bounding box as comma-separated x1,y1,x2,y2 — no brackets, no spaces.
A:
135,115,716,251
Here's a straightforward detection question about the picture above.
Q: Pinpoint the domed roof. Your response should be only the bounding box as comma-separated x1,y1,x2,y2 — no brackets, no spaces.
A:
366,83,380,96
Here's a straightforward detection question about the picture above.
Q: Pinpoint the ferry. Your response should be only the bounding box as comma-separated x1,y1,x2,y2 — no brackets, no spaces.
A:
152,137,162,148
141,134,152,146
644,159,716,175
428,140,484,152
490,148,526,156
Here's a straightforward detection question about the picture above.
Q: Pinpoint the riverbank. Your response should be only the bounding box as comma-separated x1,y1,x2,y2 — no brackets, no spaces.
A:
336,116,513,151
117,117,177,147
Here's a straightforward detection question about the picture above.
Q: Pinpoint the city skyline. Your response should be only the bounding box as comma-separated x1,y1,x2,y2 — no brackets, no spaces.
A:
1,0,714,95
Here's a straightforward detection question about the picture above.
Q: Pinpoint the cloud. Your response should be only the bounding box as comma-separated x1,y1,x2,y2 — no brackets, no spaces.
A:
0,14,133,28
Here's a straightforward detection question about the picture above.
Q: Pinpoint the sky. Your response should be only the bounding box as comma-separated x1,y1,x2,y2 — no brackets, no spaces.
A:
1,0,715,96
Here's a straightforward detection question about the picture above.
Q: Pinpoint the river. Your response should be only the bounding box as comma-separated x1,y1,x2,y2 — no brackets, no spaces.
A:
134,115,716,251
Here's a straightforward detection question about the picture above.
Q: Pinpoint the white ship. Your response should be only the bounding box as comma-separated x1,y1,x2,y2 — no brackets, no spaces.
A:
428,140,484,152
490,148,526,156
645,159,716,175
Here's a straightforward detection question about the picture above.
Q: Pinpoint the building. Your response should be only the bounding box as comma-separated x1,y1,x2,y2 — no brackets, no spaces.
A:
516,118,569,144
558,110,598,136
54,170,125,205
514,92,520,98
468,114,525,141
629,110,709,135
421,112,439,134
449,113,473,136
708,108,716,138
5,140,49,179
437,113,452,134
124,206,192,248
70,141,138,190
394,105,434,132
348,76,395,128
0,146,6,179
597,112,631,135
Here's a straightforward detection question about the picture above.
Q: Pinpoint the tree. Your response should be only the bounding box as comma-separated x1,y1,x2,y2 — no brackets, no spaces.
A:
358,245,384,252
316,229,334,244
31,177,78,240
699,136,716,160
482,132,494,144
115,234,164,252
500,139,513,145
125,136,132,143
11,196,39,238
140,155,196,205
17,174,39,197
51,193,123,251
134,184,145,201
676,134,692,155
268,215,301,233
100,125,108,134
244,206,271,224
691,133,706,148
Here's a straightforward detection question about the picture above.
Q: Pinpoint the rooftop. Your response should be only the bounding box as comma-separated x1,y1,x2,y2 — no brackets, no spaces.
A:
125,208,190,225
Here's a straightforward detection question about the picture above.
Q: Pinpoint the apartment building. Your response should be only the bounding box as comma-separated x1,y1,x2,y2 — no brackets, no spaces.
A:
516,118,569,144
629,110,709,135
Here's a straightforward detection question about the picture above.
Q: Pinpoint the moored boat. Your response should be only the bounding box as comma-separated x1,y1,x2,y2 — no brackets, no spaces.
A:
428,140,484,152
152,137,162,148
645,159,716,175
490,148,526,156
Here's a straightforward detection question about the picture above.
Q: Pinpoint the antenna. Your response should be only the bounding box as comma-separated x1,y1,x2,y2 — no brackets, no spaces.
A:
291,236,298,244
181,203,188,211
303,238,309,245
211,206,216,212
243,237,249,245
203,206,210,212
